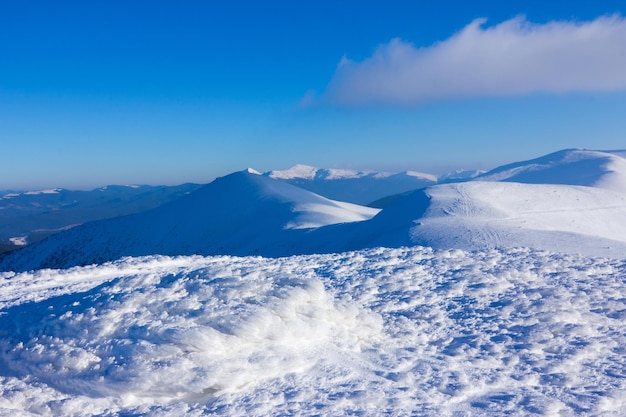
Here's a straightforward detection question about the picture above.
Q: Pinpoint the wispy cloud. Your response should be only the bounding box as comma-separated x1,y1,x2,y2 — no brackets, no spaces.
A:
322,15,626,105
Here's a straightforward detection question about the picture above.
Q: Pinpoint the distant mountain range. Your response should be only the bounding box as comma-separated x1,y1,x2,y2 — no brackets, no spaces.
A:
0,183,202,253
0,170,379,270
0,164,471,254
264,164,439,206
2,148,625,272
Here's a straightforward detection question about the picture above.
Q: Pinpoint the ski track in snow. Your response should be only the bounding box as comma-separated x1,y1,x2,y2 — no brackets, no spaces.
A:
1,247,625,416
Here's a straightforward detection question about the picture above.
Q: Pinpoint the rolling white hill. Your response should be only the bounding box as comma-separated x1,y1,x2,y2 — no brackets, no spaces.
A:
475,148,626,192
328,148,626,257
341,181,626,258
0,170,378,272
265,164,437,205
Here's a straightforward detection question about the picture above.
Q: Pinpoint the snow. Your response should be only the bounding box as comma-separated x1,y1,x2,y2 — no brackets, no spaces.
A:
23,188,62,195
0,170,380,271
345,181,626,258
1,247,625,416
245,167,262,175
402,170,438,181
4,162,626,271
266,164,321,180
267,165,437,182
2,148,626,415
439,168,486,182
266,165,437,205
285,199,379,229
475,149,626,192
414,181,626,255
267,164,375,180
8,237,27,246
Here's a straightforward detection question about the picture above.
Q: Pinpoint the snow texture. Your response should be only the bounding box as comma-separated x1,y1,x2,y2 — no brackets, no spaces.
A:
1,247,625,416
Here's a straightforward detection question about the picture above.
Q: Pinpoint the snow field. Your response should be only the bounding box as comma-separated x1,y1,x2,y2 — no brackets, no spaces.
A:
0,247,625,416
411,181,626,257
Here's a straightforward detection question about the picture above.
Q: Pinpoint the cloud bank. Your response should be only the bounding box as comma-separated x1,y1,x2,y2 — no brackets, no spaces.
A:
323,15,626,105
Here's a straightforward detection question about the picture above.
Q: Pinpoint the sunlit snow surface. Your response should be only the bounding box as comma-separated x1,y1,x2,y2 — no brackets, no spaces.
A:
1,247,625,416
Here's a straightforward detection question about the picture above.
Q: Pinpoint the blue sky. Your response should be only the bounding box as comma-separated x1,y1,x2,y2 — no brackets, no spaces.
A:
1,0,625,189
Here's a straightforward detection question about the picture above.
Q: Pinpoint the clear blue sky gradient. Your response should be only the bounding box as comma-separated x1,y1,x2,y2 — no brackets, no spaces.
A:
1,0,625,189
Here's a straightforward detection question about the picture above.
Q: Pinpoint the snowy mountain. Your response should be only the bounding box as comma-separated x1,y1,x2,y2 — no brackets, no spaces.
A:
1,248,625,416
265,164,437,205
0,183,201,253
475,148,626,192
438,168,485,182
2,150,626,415
0,170,379,271
2,148,626,271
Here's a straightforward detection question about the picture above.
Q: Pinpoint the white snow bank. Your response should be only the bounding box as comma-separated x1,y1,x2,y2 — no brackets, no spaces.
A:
1,247,625,416
286,199,379,229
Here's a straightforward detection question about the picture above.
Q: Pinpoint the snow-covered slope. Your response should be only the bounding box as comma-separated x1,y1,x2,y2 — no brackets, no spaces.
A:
475,149,626,192
0,170,378,271
1,248,625,416
266,164,437,205
332,181,626,258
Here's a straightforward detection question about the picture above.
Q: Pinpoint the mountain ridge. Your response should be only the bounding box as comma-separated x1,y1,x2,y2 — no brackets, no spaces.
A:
2,148,626,272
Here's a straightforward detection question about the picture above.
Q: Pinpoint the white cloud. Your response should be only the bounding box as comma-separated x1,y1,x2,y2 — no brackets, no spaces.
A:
323,15,626,105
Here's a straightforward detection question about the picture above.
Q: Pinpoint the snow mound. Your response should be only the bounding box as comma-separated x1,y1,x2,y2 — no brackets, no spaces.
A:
1,248,626,416
476,149,626,192
0,253,383,414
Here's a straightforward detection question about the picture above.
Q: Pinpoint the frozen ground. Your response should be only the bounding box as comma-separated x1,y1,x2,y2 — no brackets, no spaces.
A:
1,247,625,416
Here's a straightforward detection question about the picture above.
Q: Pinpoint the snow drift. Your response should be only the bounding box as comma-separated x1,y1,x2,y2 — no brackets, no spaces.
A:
1,248,625,416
